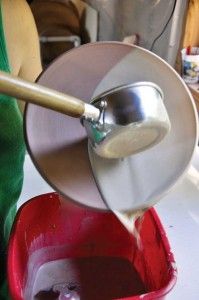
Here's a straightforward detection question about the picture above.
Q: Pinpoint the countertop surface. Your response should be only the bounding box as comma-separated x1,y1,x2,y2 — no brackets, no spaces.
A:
18,149,199,300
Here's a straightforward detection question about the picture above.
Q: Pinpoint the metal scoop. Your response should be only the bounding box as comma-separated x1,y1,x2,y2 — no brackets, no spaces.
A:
0,70,170,159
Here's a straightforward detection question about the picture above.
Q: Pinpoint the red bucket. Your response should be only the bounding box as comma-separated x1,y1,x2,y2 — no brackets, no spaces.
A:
8,193,176,299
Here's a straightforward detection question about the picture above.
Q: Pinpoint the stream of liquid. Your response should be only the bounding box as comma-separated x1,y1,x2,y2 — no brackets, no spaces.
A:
32,257,146,300
114,209,145,249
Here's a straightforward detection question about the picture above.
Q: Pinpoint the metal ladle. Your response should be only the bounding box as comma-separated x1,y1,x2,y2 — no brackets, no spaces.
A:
0,70,170,158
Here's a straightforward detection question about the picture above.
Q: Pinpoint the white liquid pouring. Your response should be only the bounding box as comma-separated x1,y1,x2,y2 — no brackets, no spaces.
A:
113,209,146,250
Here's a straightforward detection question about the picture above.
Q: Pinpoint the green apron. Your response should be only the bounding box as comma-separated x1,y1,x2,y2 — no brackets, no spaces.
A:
0,3,25,299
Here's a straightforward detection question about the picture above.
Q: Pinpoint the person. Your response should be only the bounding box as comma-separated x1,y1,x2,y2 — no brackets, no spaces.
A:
0,0,42,298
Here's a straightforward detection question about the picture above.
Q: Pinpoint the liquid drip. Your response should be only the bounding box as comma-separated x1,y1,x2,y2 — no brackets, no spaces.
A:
32,257,146,300
114,209,145,249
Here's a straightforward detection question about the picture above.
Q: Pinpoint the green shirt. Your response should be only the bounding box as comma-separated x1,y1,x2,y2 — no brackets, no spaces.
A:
0,2,25,298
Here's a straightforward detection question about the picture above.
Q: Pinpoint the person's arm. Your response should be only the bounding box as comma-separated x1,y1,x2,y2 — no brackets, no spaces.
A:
2,0,42,81
2,0,42,111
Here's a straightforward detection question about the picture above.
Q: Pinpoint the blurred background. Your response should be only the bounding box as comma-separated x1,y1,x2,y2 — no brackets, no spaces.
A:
27,0,187,69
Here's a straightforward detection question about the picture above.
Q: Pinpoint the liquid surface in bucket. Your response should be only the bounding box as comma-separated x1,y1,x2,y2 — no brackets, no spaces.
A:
32,257,146,300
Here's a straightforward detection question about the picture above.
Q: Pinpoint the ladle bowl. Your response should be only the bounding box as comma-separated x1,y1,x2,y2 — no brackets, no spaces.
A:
85,81,170,158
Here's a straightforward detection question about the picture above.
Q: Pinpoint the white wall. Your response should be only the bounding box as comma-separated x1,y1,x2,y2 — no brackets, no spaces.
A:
83,0,188,66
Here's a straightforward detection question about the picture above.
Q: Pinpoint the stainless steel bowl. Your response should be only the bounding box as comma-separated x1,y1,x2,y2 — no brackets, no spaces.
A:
83,82,171,158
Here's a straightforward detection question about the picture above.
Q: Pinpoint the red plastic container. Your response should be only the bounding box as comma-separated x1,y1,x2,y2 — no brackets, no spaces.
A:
8,193,176,299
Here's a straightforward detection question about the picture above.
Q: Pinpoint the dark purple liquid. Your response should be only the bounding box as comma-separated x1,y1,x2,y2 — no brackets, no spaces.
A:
33,256,146,300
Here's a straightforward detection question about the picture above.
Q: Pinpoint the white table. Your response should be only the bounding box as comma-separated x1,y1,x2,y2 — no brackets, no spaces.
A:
155,149,199,299
18,149,199,300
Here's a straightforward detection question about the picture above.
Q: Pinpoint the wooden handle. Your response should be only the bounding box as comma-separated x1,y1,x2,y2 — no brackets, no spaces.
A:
0,71,99,119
